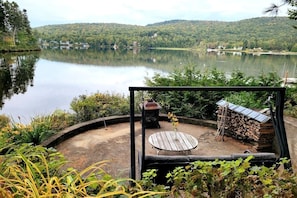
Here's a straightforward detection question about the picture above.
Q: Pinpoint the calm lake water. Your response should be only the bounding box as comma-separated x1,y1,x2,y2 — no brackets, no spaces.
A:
0,57,160,122
1,49,297,123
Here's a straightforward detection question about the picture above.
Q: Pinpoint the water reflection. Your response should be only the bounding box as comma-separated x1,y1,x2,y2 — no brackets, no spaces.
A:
1,49,297,122
0,53,39,108
0,58,159,122
41,49,297,78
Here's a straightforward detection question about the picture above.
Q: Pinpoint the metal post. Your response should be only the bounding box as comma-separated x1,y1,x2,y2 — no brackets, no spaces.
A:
141,97,146,176
129,90,135,180
276,89,292,169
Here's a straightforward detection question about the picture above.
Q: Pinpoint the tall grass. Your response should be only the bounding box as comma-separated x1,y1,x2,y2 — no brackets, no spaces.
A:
0,144,167,197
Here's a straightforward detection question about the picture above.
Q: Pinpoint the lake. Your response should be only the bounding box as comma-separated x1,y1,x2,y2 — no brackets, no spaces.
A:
0,49,297,123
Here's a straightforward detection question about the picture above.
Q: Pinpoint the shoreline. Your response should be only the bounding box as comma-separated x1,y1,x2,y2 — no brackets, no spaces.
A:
150,47,297,56
0,48,41,53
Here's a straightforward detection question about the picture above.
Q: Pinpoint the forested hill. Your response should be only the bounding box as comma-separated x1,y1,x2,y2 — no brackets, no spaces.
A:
34,17,297,51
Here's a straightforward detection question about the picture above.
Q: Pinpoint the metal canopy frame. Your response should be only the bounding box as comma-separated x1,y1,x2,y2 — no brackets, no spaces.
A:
129,86,291,180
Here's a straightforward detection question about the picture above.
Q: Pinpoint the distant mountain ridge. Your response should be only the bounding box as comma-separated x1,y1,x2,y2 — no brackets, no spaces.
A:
34,17,297,51
147,19,228,26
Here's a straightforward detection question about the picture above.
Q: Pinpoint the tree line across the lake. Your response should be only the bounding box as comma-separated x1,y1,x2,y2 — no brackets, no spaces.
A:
35,17,297,52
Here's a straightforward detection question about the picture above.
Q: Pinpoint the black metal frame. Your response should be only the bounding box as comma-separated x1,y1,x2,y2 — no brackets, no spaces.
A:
129,86,291,180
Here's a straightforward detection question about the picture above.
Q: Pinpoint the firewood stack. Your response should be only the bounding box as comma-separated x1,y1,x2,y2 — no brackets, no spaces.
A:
216,100,275,151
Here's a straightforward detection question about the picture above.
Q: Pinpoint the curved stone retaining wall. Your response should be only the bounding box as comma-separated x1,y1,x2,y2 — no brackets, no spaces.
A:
41,114,217,148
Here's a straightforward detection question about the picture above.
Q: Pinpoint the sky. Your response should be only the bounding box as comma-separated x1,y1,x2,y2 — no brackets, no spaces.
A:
13,0,289,28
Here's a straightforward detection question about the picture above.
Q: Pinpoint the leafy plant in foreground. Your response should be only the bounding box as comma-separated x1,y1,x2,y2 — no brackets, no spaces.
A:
164,157,297,197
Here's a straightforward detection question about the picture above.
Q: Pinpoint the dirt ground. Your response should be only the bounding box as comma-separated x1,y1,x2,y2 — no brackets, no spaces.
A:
56,121,254,179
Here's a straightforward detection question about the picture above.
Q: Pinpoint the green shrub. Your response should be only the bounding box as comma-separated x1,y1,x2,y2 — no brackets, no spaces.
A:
1,122,54,146
162,157,297,197
70,92,130,122
145,67,228,119
285,105,297,118
0,115,10,129
0,123,28,147
285,85,297,118
30,110,75,132
224,91,264,109
19,124,55,145
145,67,282,120
0,119,59,147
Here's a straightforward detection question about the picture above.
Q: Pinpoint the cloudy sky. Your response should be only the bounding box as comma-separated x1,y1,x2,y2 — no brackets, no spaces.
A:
14,0,289,27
